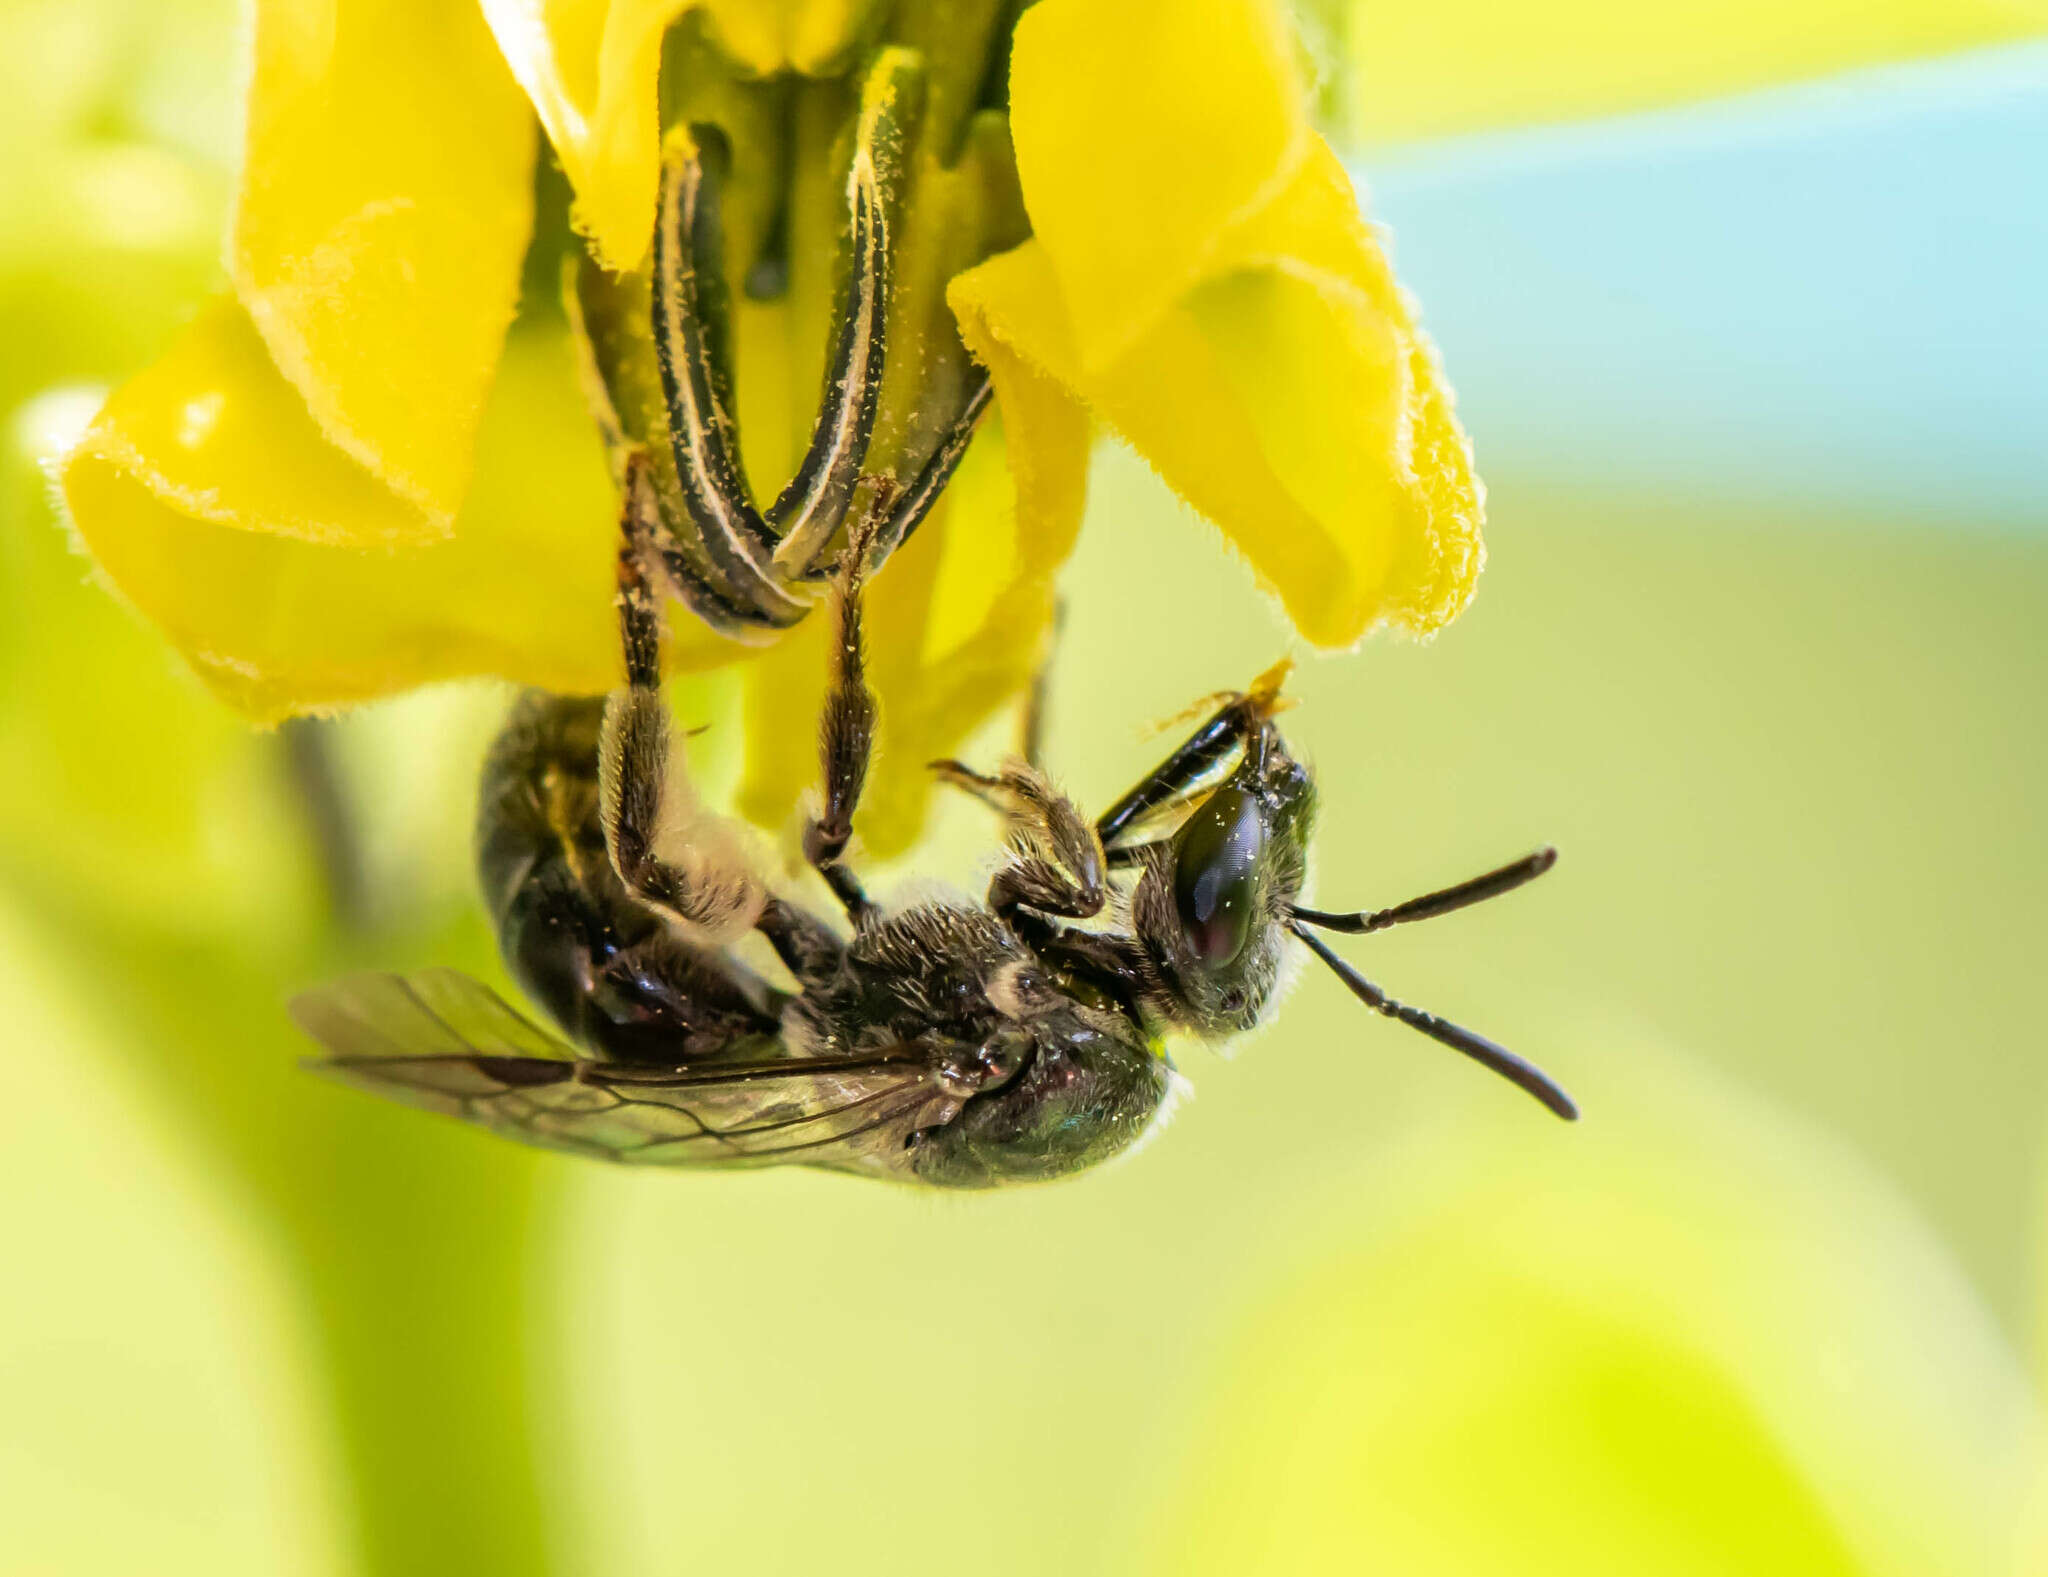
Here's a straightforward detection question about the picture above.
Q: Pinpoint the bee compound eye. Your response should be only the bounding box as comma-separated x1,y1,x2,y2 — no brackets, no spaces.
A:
1170,785,1269,969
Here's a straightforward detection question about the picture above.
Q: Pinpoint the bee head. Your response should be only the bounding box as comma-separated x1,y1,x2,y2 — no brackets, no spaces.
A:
1131,717,1316,1038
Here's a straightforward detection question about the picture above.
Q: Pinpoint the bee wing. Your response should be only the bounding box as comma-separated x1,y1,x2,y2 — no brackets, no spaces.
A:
292,969,957,1173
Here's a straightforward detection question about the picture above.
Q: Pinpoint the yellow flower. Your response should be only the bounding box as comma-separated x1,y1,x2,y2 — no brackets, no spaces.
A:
54,0,2044,854
52,0,1477,855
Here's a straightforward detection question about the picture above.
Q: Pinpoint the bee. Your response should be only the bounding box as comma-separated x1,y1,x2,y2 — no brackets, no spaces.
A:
294,508,1574,1187
292,114,1573,1183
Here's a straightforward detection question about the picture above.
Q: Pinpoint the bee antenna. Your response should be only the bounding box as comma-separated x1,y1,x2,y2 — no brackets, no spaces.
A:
1285,919,1578,1121
1290,847,1556,936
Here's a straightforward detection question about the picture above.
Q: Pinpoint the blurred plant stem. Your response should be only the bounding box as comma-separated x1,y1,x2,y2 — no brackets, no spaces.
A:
279,718,371,936
32,856,563,1576
8,280,565,1566
287,1115,555,1577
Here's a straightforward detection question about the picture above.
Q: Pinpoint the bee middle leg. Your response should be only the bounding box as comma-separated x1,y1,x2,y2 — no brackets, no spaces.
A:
801,528,883,929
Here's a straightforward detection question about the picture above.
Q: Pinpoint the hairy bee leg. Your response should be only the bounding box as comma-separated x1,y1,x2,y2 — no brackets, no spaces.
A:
764,139,890,560
568,266,783,643
652,130,808,625
656,92,905,619
618,449,785,645
754,896,848,988
801,535,881,928
928,760,1108,924
599,459,764,934
984,776,1108,922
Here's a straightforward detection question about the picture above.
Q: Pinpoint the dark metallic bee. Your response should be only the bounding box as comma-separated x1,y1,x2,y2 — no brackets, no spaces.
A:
291,113,1574,1184
294,517,1574,1185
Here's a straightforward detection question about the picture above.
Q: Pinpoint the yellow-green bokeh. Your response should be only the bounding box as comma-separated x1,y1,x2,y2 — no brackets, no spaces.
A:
5,3,2048,1573
7,446,2045,1573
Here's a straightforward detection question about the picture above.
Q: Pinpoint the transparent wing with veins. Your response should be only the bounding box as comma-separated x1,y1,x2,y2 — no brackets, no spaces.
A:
292,968,961,1175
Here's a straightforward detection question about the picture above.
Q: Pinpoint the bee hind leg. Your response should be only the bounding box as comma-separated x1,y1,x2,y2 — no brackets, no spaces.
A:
652,107,913,616
640,89,995,621
602,457,851,989
758,54,996,591
617,448,786,646
760,129,893,577
599,458,766,937
648,128,812,630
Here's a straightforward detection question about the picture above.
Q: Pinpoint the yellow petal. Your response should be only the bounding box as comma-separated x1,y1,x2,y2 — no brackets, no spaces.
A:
61,298,733,720
480,0,680,272
1005,0,1312,373
233,0,534,525
952,142,1479,647
976,0,1480,646
1335,0,2048,147
2,390,311,932
62,296,433,548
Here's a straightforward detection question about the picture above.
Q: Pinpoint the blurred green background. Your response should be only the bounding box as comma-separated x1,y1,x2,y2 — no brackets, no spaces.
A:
3,3,2046,1574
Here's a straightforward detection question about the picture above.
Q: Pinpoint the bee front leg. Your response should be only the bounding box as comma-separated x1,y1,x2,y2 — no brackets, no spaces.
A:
928,760,1107,926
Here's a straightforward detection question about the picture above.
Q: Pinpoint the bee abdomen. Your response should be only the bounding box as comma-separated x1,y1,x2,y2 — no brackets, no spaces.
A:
477,692,610,926
475,692,785,1062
